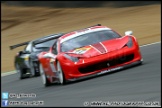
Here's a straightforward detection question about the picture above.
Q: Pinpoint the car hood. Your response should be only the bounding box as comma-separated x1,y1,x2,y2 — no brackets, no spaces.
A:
66,36,129,58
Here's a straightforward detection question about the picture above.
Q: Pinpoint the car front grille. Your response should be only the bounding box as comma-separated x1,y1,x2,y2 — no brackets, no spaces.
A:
79,54,134,73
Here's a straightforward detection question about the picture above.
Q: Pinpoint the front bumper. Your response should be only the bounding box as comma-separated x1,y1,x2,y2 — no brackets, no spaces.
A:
67,59,143,82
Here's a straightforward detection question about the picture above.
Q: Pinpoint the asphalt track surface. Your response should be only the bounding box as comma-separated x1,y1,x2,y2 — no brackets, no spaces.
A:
1,43,161,107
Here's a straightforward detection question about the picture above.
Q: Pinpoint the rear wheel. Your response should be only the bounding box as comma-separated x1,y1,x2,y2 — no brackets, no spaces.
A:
57,61,66,85
39,63,51,87
29,59,35,77
15,64,24,79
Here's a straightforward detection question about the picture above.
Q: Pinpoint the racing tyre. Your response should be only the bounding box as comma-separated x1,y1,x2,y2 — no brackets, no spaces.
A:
29,59,35,77
33,61,40,76
39,63,51,87
16,64,24,79
57,61,66,85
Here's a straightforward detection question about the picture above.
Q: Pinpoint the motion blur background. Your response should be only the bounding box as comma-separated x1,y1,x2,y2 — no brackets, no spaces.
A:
1,1,160,7
1,1,161,72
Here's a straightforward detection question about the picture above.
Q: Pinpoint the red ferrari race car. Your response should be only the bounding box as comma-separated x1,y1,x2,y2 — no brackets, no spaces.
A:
38,24,143,86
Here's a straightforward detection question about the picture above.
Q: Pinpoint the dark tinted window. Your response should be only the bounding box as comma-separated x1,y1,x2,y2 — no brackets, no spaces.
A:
52,41,58,54
33,39,56,52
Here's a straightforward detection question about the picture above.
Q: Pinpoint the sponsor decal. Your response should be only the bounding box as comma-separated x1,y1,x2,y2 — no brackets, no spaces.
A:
97,67,122,75
73,47,91,54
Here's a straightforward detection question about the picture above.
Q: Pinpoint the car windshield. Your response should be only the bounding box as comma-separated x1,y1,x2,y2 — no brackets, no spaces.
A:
61,30,121,52
33,39,56,52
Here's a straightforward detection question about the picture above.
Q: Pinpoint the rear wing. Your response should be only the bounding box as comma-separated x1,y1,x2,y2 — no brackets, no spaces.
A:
9,41,30,50
9,33,64,50
34,33,64,44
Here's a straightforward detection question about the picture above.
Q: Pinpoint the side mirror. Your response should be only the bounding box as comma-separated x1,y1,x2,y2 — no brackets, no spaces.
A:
125,31,133,35
17,51,30,56
43,53,55,58
18,51,23,55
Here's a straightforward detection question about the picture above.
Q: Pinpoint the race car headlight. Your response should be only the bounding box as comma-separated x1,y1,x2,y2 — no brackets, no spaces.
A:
126,37,133,48
64,54,79,62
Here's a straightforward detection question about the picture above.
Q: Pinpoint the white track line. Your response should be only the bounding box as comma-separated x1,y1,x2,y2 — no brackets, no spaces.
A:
1,41,161,77
1,70,17,77
140,41,161,47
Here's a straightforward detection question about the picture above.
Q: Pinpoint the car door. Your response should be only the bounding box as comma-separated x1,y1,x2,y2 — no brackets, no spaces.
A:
50,42,58,78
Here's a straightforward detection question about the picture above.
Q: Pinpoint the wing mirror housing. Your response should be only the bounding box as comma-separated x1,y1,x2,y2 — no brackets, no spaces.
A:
125,31,133,35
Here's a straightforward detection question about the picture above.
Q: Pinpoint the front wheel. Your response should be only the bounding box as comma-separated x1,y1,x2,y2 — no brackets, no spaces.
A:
39,63,51,87
57,61,66,85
